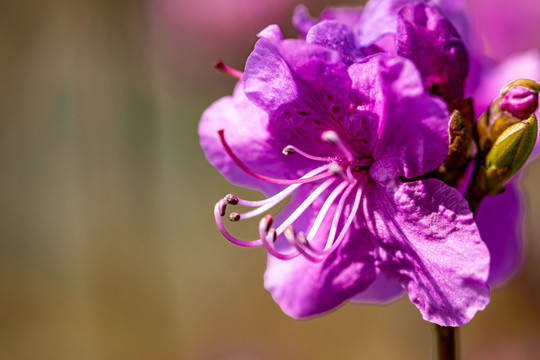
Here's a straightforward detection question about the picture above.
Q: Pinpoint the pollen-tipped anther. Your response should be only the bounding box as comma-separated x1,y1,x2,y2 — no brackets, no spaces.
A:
266,228,277,243
282,146,295,155
322,130,339,144
284,226,296,245
259,214,274,234
225,194,239,205
321,130,355,162
229,212,241,221
217,199,227,216
297,232,309,246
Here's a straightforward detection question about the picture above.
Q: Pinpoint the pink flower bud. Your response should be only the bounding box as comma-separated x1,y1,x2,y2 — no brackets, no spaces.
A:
501,85,538,119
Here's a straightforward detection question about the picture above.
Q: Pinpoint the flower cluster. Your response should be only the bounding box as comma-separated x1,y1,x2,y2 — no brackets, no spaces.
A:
199,0,539,326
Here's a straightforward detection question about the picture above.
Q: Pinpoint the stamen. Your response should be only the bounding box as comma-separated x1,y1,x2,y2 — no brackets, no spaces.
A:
282,145,336,162
213,60,243,80
256,178,336,261
225,194,239,205
234,165,329,208
322,130,355,163
329,163,351,182
218,130,335,185
307,181,349,241
284,226,321,262
217,199,227,216
326,181,358,250
259,214,273,234
214,200,263,247
300,180,364,261
229,212,241,221
324,182,363,253
275,177,337,235
260,225,300,261
296,181,355,258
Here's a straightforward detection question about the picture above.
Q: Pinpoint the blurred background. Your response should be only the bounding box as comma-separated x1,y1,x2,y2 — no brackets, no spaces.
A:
1,0,540,359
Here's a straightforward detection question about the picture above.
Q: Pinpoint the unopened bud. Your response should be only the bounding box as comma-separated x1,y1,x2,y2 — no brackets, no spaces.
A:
476,79,539,154
484,114,537,194
501,86,539,120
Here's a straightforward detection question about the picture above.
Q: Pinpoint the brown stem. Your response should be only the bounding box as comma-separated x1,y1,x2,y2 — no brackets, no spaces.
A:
435,325,458,360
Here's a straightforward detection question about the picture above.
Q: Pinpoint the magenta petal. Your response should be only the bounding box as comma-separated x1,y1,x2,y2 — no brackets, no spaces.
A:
199,82,315,194
476,182,525,286
319,6,364,27
293,5,364,40
347,54,449,182
350,271,404,304
363,179,490,326
397,3,469,102
244,35,351,118
356,0,416,46
244,35,354,157
264,191,377,319
306,20,361,65
292,5,319,39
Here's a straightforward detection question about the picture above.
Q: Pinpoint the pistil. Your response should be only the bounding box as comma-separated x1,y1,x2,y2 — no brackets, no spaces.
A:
213,60,243,80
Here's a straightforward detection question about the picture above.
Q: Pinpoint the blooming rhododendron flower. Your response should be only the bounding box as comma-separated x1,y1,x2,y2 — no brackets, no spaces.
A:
200,22,490,326
292,0,540,286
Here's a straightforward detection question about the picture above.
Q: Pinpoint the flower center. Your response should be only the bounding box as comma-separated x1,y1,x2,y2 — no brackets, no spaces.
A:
214,129,368,262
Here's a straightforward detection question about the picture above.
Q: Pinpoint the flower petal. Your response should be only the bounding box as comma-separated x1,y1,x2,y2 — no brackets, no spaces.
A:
356,0,417,46
244,31,353,157
397,3,469,102
306,20,361,66
350,271,404,304
347,54,449,182
199,82,316,194
363,178,490,326
476,181,525,286
293,5,364,39
264,188,377,318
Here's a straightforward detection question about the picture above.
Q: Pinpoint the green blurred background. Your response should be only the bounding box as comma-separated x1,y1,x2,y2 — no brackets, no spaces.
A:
1,0,540,359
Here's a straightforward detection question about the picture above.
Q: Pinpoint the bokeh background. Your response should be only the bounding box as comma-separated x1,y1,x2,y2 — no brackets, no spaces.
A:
1,0,540,359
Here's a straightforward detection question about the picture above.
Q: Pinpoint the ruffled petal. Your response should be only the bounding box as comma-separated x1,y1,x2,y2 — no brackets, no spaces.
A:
199,82,316,194
355,0,417,46
306,20,361,66
476,181,525,286
244,28,353,157
363,178,490,326
264,189,377,319
292,5,319,39
397,3,469,102
347,54,449,182
293,5,364,40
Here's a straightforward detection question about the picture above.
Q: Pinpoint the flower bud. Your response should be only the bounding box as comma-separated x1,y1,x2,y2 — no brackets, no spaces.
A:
500,86,538,120
484,114,537,194
476,79,539,155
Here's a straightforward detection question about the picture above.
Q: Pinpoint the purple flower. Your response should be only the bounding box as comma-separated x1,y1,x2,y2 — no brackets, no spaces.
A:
293,0,540,286
200,25,490,326
293,1,469,103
